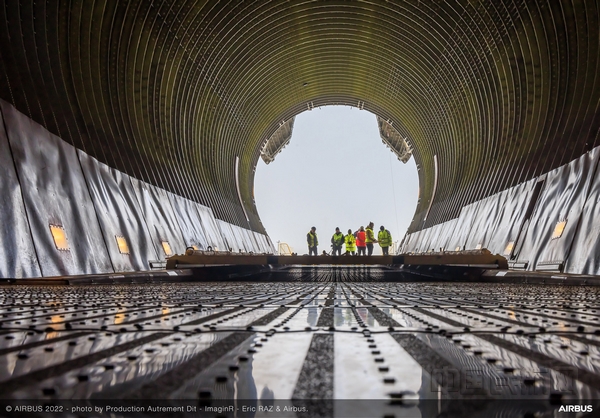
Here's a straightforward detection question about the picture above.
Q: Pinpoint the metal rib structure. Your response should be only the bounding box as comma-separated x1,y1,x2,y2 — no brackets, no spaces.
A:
0,0,598,235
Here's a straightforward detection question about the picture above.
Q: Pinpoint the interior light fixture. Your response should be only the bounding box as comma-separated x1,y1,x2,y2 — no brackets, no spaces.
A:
115,235,130,254
161,241,173,256
49,225,69,251
551,220,567,240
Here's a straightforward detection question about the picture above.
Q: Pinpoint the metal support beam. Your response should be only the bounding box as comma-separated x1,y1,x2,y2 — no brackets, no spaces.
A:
166,249,508,269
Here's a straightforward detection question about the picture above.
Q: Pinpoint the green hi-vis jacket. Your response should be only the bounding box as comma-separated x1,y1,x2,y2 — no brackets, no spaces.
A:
378,229,392,247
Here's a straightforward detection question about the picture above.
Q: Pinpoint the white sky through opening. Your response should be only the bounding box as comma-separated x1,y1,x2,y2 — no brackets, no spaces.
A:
254,106,419,255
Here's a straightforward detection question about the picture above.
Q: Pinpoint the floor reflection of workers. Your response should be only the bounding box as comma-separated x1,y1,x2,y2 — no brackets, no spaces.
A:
378,225,392,255
345,229,356,255
356,226,366,256
365,222,377,256
331,227,344,256
307,226,318,256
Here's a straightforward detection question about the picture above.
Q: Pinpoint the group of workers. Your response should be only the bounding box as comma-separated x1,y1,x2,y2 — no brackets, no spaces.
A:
306,222,392,256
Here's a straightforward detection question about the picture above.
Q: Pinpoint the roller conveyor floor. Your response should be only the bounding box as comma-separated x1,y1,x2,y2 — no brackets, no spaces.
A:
1,268,600,417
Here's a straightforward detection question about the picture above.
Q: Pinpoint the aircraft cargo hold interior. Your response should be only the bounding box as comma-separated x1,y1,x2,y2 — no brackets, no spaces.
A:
0,1,599,417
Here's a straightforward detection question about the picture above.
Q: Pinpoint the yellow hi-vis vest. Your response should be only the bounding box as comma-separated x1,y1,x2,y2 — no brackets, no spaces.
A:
365,227,375,243
332,232,345,246
345,234,356,252
378,229,392,247
307,232,318,247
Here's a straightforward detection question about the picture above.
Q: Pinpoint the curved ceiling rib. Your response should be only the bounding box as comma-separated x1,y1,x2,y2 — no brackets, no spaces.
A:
0,1,598,234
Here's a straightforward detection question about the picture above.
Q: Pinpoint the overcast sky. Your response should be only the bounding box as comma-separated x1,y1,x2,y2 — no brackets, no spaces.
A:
254,106,419,255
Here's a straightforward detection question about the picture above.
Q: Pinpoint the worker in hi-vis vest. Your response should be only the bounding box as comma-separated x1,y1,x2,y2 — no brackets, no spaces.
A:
345,229,356,255
365,222,377,256
378,225,392,255
307,226,318,256
331,227,345,256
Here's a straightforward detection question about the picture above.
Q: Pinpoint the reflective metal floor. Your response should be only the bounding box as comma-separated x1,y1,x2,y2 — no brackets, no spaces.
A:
1,268,600,417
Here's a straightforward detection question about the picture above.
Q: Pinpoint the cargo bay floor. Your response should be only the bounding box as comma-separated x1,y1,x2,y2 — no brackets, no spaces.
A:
1,268,600,417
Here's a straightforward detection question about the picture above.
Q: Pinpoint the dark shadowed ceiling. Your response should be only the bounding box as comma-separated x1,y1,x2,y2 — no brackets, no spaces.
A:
0,0,598,234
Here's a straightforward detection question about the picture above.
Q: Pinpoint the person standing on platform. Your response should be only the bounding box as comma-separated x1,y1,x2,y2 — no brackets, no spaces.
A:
307,226,318,256
344,229,356,255
365,222,377,256
356,226,367,256
331,227,345,256
378,225,392,255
